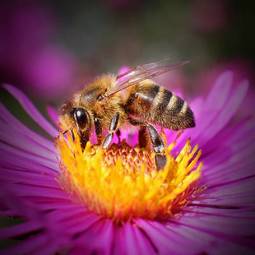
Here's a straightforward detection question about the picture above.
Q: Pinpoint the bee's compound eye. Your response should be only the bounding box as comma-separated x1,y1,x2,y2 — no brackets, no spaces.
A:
73,108,87,130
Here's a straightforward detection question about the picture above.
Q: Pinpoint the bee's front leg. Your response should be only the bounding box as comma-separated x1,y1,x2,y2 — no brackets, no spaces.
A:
94,117,103,144
102,113,120,149
70,129,75,141
79,131,89,150
68,129,87,149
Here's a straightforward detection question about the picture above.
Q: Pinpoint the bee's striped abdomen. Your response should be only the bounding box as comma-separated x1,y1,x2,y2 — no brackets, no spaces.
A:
125,83,195,130
159,89,195,130
150,87,185,115
166,94,184,113
149,87,192,129
152,87,172,114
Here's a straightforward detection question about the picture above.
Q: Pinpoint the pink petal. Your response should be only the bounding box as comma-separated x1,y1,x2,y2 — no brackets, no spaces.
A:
3,84,58,137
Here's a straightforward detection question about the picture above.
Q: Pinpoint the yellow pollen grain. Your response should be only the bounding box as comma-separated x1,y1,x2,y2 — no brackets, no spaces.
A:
56,131,202,222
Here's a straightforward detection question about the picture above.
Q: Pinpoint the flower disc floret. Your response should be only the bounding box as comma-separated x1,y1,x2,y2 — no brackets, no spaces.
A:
56,132,202,222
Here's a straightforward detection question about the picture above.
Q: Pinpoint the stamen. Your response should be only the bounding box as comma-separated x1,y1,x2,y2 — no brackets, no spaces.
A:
56,131,203,222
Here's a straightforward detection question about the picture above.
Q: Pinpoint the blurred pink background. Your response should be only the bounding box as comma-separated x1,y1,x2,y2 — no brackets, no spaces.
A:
0,0,254,103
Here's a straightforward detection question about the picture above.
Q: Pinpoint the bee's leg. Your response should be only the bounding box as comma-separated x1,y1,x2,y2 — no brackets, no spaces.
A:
128,118,144,126
128,118,149,149
116,129,121,144
94,117,103,144
138,126,150,149
70,129,75,141
102,113,120,149
79,131,89,150
128,118,166,169
147,124,167,170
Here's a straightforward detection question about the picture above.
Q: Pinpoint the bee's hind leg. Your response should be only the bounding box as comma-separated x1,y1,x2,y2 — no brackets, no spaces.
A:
129,118,166,170
147,124,167,170
102,113,120,149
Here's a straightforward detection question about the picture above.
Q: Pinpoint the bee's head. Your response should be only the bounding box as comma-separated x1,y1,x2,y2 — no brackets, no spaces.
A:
71,107,90,132
59,101,91,135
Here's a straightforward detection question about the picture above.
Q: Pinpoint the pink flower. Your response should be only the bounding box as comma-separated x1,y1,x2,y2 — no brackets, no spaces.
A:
0,71,255,254
0,2,77,99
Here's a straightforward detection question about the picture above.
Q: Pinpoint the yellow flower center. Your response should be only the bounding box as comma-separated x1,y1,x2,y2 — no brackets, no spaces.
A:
56,132,202,222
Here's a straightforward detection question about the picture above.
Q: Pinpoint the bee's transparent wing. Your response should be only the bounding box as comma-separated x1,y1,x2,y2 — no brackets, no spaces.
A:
105,60,189,98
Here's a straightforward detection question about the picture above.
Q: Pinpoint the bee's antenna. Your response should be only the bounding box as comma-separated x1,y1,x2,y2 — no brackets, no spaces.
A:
71,129,75,141
62,130,68,135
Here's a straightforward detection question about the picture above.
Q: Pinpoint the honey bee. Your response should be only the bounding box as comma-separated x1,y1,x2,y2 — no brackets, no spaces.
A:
59,60,195,169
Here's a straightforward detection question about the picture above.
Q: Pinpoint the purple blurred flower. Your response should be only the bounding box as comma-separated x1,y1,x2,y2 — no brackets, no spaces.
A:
0,2,77,99
195,60,255,117
0,71,255,254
